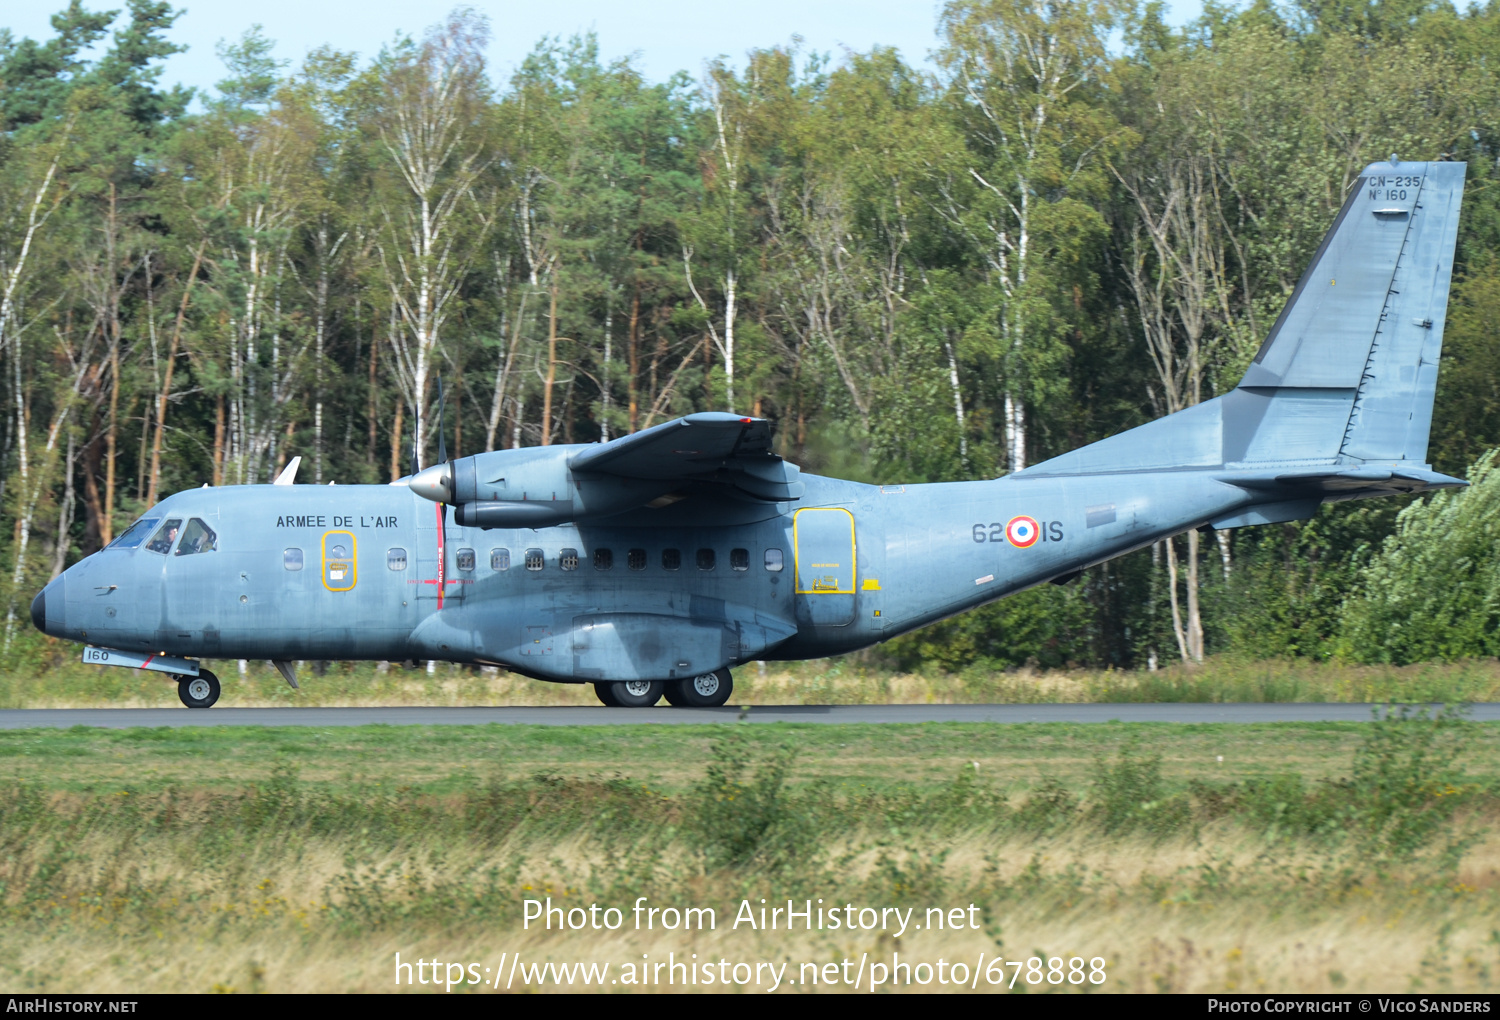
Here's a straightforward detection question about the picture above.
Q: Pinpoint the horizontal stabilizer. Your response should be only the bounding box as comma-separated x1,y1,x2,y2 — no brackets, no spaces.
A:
1217,464,1466,496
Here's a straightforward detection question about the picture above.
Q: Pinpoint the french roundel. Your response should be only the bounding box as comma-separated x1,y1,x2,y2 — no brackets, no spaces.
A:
1005,515,1040,548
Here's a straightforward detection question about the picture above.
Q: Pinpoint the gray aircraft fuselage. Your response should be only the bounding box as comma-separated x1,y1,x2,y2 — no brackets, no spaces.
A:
30,157,1473,692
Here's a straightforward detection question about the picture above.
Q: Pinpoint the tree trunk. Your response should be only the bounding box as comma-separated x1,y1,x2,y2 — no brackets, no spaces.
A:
51,431,75,578
1164,535,1190,663
212,394,225,487
1185,529,1204,662
542,272,558,446
390,401,404,482
146,242,205,508
627,286,641,432
80,425,104,553
945,338,967,471
103,339,119,543
367,317,379,468
723,268,736,410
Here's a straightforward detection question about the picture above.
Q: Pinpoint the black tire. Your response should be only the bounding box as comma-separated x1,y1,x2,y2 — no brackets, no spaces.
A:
609,679,664,708
670,669,733,708
593,681,620,707
662,679,689,707
178,669,220,709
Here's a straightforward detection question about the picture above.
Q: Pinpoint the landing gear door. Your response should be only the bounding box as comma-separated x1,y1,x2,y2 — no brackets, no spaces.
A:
793,507,856,628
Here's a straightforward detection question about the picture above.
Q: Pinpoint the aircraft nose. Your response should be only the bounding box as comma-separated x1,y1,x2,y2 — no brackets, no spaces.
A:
31,577,63,635
409,463,452,504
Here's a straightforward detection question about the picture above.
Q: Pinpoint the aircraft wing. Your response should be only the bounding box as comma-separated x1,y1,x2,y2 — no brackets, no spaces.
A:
569,412,801,502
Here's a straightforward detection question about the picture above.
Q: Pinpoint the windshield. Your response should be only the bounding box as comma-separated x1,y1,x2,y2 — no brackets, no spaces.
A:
145,518,183,555
108,517,160,550
175,518,217,556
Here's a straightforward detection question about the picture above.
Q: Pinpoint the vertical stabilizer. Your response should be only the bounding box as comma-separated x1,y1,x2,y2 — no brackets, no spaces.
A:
1237,159,1464,464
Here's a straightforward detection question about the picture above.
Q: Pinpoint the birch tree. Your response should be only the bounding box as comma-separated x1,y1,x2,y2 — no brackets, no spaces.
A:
938,0,1118,472
370,10,492,462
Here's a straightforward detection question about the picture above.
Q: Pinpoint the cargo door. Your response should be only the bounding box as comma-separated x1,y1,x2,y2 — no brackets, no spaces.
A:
793,507,856,627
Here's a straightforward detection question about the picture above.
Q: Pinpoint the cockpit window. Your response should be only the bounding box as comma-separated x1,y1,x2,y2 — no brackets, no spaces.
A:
175,518,217,556
144,518,183,555
109,517,159,549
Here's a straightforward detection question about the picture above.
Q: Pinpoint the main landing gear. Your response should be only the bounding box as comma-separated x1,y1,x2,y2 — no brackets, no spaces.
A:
177,668,220,709
594,669,734,708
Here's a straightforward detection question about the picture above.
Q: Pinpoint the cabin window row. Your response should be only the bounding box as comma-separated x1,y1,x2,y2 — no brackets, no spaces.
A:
363,546,786,573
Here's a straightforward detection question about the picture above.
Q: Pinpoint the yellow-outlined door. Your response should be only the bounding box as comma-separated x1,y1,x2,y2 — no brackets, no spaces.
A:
792,507,856,626
322,530,357,592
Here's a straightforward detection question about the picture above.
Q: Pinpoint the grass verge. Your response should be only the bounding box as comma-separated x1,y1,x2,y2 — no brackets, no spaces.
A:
5,653,1500,708
1,709,1497,992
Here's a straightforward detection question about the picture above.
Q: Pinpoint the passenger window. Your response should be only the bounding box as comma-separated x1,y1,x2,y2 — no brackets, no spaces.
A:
175,518,218,556
456,548,475,571
109,517,159,549
490,548,510,571
284,548,305,571
594,548,613,570
387,548,408,571
765,548,784,572
730,548,749,571
560,548,579,571
330,541,349,559
662,548,681,571
145,518,183,555
697,548,716,571
628,548,646,571
525,548,544,571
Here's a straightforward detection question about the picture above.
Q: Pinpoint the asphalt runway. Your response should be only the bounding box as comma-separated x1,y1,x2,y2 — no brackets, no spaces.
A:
2,703,1498,729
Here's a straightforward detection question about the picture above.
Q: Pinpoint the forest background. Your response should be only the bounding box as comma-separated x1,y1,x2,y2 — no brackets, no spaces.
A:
4,0,1500,677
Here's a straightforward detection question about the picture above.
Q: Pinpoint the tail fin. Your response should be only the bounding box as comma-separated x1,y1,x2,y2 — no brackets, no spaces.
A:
1016,158,1465,482
1237,159,1465,465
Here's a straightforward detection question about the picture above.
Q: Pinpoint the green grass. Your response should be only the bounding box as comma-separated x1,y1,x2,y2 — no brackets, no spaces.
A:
7,718,1500,795
3,713,1498,992
5,649,1500,708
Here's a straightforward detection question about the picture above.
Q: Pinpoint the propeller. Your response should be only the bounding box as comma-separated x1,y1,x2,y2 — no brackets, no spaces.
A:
436,377,448,465
407,379,454,503
408,407,420,479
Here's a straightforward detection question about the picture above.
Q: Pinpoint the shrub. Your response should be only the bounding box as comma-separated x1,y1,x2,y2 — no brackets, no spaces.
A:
687,732,811,871
1339,450,1500,663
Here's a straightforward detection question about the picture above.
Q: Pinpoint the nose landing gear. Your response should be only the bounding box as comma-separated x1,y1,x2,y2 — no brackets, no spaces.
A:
177,668,220,709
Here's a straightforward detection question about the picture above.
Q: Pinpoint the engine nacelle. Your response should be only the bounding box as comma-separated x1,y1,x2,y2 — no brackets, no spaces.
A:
410,446,669,529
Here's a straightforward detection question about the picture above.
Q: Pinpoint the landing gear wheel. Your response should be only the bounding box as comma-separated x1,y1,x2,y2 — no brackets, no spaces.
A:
593,681,620,707
668,669,733,708
609,679,664,708
178,668,220,709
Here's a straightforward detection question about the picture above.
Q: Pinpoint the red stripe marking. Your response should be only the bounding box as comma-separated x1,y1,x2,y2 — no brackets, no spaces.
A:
435,502,446,610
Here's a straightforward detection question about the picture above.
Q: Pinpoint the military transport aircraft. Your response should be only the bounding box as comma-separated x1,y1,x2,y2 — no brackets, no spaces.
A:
31,158,1469,708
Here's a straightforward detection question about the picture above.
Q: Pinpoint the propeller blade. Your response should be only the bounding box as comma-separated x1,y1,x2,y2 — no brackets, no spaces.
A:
409,400,420,478
436,377,448,465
